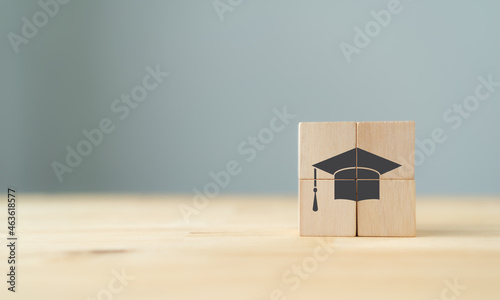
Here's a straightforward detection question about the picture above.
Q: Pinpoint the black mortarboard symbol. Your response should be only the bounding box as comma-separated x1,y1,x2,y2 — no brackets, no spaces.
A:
311,147,401,211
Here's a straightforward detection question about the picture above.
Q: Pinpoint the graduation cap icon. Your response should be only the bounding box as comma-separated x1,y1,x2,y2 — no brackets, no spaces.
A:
311,148,401,211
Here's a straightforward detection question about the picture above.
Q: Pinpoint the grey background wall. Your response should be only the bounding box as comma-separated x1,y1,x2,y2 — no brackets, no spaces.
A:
1,0,499,195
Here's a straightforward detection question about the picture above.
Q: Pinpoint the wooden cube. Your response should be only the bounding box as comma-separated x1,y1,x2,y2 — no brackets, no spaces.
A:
299,179,356,236
299,122,356,180
357,121,415,180
357,180,416,237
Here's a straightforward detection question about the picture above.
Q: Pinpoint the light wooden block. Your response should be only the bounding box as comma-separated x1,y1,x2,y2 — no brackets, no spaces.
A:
357,180,416,237
357,121,415,180
299,179,356,236
299,122,356,180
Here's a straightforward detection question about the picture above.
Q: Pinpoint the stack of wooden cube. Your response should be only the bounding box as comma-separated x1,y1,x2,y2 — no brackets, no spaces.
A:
298,121,415,237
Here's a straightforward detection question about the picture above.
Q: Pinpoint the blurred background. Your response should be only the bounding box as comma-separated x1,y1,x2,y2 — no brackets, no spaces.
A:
1,0,500,195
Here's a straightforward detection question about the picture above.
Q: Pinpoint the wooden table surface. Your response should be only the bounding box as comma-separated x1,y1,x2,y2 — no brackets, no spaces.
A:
1,194,499,300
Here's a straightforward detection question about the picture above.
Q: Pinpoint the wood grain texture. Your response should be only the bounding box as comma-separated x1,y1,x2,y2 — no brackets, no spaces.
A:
357,121,415,179
299,122,356,180
0,194,499,300
299,180,356,236
357,180,416,237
